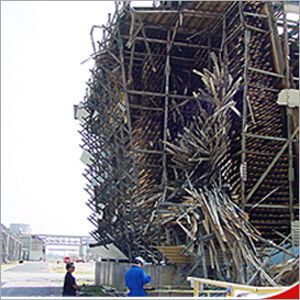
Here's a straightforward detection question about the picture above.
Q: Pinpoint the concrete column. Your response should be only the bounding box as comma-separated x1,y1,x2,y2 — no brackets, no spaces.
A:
109,262,113,285
79,244,87,259
95,262,101,285
43,245,46,261
11,238,16,261
28,235,32,261
5,234,10,262
3,233,9,263
17,242,22,261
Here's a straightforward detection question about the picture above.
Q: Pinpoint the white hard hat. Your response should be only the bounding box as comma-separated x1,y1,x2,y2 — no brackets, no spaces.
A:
135,256,145,264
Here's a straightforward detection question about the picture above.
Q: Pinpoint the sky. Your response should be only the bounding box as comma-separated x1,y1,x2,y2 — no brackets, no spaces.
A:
3,1,296,238
1,1,152,236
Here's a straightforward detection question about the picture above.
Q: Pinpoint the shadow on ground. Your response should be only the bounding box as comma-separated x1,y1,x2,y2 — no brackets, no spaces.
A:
1,286,62,297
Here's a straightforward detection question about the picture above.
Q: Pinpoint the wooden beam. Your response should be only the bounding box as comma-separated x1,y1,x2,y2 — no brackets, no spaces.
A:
248,84,279,93
134,8,221,18
121,35,220,51
272,230,292,243
248,67,285,78
244,12,268,18
265,2,285,76
246,255,272,285
240,3,251,209
283,1,295,232
252,233,297,258
126,89,195,100
248,187,279,213
245,203,299,209
245,133,298,143
124,50,196,62
129,104,164,111
162,28,171,193
199,238,208,279
134,148,164,155
246,255,277,286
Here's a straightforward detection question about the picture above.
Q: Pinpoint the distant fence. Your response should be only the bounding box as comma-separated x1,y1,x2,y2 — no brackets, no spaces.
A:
95,261,189,291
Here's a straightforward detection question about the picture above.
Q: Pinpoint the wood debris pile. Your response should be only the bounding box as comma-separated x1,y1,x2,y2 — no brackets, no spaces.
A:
268,256,299,285
161,53,263,283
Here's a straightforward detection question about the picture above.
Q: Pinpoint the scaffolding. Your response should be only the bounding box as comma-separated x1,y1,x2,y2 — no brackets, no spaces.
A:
76,1,299,284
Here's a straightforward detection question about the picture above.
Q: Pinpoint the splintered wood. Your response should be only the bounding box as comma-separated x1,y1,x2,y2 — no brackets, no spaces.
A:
164,53,262,284
78,1,299,284
269,256,299,286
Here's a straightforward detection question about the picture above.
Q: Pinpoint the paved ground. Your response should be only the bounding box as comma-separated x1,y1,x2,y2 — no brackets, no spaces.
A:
1,261,95,297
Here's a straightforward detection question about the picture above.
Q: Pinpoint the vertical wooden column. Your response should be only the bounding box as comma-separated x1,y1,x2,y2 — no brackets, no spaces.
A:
162,29,171,193
239,2,250,209
157,29,171,254
115,18,143,261
283,2,295,248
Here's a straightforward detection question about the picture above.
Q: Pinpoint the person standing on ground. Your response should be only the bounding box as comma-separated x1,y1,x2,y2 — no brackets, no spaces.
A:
125,256,151,297
63,262,81,296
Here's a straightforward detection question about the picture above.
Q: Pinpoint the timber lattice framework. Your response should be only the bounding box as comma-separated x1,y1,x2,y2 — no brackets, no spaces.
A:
76,1,299,285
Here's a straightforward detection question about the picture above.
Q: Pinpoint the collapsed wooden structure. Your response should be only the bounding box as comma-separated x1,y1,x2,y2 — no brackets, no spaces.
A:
77,1,299,284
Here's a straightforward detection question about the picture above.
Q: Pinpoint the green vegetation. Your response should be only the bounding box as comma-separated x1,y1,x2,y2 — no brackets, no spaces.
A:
49,265,65,273
79,285,109,297
77,279,95,285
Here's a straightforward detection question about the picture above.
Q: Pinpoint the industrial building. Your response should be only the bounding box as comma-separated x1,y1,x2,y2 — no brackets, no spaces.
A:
76,1,299,285
18,234,45,261
9,223,32,235
1,224,23,263
1,224,45,262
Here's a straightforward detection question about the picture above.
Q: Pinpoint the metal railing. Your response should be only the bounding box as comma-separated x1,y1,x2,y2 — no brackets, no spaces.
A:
187,277,286,297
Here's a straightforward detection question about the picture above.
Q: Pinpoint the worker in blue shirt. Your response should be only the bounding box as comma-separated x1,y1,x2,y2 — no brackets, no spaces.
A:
125,256,151,296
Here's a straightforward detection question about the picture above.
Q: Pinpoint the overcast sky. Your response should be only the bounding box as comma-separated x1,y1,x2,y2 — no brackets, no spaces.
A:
1,1,152,236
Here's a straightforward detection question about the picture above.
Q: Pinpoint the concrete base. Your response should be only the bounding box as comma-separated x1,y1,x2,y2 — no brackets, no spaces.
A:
95,262,189,291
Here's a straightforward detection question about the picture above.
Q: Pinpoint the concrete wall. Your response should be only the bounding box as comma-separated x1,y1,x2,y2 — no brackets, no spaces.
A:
95,262,188,291
29,238,44,261
30,250,44,261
